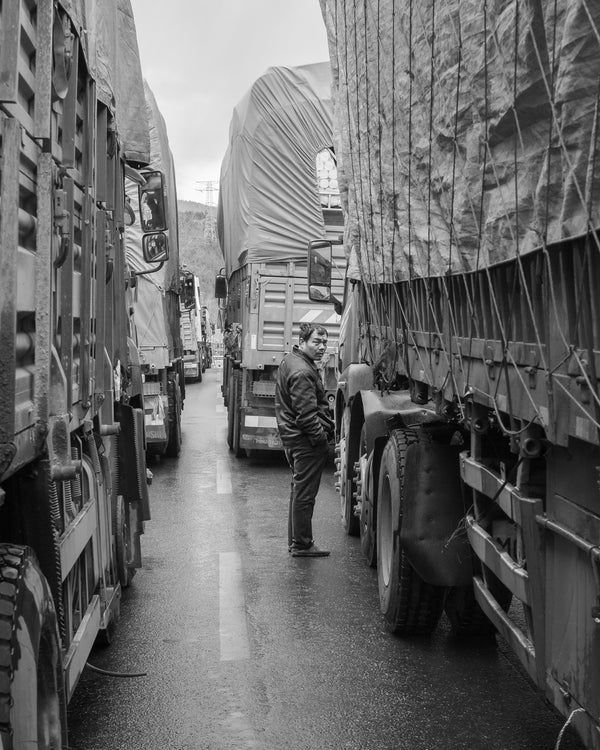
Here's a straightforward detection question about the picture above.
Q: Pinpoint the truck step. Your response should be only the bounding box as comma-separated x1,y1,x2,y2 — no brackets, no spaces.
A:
460,450,547,690
466,514,529,604
472,575,537,683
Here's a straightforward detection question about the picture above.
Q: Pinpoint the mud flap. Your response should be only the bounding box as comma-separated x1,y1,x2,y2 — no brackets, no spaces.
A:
400,442,472,587
115,404,150,571
116,404,150,519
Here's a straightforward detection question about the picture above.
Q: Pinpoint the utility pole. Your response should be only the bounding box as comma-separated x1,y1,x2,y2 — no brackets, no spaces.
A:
196,180,219,242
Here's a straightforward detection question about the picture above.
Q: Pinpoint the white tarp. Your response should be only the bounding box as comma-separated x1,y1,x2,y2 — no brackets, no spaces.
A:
218,63,334,276
320,0,600,283
126,82,180,362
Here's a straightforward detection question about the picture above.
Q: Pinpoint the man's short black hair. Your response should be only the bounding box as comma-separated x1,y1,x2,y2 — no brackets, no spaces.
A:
299,322,328,343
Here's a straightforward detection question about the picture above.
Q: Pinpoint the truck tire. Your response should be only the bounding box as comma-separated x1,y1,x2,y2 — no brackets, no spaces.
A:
166,374,182,458
357,423,377,568
377,429,446,635
232,370,245,459
226,373,235,450
445,574,512,637
113,495,132,589
338,407,359,536
0,545,66,749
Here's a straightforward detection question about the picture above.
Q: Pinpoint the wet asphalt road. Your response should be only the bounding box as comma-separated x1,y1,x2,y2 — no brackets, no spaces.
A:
67,369,585,750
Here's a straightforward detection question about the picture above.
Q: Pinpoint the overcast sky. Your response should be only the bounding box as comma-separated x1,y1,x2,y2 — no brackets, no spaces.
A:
129,0,330,203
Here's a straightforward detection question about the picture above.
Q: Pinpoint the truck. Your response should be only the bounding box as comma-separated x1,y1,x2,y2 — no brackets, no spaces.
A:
199,304,213,372
179,269,204,382
0,0,173,745
125,82,185,459
314,2,600,748
216,63,345,457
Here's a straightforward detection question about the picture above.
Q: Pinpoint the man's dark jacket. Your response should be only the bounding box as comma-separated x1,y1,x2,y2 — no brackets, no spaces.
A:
275,346,334,448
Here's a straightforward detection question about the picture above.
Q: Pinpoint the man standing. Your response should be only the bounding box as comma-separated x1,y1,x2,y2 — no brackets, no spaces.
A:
275,323,335,557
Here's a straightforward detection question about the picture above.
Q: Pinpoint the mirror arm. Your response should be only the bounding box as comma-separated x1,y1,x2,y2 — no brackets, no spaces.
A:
124,164,147,186
131,261,165,277
331,293,343,316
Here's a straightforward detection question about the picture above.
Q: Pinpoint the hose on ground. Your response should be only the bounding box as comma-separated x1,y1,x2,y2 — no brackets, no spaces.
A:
85,662,147,678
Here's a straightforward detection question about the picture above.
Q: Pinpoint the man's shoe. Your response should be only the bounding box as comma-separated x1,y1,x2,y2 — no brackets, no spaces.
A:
291,544,330,557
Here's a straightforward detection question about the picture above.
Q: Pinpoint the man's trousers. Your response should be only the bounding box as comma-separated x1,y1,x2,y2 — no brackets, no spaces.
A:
285,440,329,549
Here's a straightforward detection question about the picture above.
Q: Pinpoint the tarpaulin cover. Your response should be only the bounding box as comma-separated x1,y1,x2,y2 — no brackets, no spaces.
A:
58,0,150,164
125,82,180,363
114,0,150,164
319,0,600,283
218,63,334,276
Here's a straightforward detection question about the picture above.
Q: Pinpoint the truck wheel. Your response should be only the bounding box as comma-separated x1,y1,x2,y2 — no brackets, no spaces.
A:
377,429,446,635
225,376,235,450
445,574,512,637
166,374,182,457
226,374,235,449
338,407,359,536
223,363,230,408
0,544,66,749
357,424,376,568
113,495,132,588
232,371,245,459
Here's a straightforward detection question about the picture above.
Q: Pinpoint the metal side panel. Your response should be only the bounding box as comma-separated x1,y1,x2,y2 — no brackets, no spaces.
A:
542,493,600,725
63,594,101,701
0,116,20,451
257,275,289,351
59,499,97,582
0,1,20,103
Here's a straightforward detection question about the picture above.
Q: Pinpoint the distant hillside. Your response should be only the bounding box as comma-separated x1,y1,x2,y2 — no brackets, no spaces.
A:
179,199,208,214
177,200,223,323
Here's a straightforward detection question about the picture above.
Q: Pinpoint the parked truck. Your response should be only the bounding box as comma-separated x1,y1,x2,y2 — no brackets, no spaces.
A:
0,0,169,745
125,82,185,459
314,2,600,748
200,304,213,372
216,63,345,457
179,269,204,382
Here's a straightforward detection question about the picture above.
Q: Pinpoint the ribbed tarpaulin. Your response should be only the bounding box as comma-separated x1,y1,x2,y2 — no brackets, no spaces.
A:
218,63,334,276
320,0,600,283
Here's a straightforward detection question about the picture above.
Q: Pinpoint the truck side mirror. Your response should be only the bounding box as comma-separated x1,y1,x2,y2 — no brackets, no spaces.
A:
139,170,167,232
142,232,169,263
308,239,332,302
214,271,227,299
